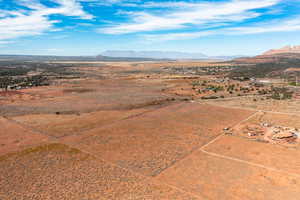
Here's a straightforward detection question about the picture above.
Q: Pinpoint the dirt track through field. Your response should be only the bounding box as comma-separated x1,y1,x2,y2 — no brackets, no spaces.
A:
197,109,300,178
149,110,259,177
150,108,300,192
66,142,207,200
1,103,207,200
2,103,300,199
200,149,300,178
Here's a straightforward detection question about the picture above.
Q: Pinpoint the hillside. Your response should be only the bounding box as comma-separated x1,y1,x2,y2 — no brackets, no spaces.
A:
234,45,300,64
263,45,300,55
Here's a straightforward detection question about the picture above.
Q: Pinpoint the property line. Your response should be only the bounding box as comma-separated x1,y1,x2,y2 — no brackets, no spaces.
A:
200,149,300,178
64,142,207,200
3,101,299,198
65,102,188,140
1,109,206,199
197,109,300,179
200,111,260,150
1,101,185,140
2,116,59,141
152,110,260,179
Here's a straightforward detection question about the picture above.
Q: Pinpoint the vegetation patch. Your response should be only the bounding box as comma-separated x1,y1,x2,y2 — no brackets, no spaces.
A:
0,143,83,162
63,88,96,94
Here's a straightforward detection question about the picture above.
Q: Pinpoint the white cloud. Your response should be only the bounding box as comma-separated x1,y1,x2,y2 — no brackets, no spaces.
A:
142,31,215,42
79,0,140,6
0,40,14,44
50,0,94,20
99,0,281,34
228,17,300,34
0,0,93,43
141,16,300,42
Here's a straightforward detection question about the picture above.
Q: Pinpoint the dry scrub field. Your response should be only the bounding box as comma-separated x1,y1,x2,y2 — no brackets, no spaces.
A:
1,61,300,199
207,96,300,114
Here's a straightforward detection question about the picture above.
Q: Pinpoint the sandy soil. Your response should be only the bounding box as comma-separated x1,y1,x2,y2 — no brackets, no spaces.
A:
156,150,300,200
208,96,300,114
61,103,254,177
231,112,300,147
1,61,300,199
204,135,300,175
12,108,153,138
0,78,175,117
256,112,300,128
0,117,50,156
0,143,200,200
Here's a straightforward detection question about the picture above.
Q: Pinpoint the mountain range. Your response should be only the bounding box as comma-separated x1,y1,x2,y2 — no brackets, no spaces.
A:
3,46,300,62
0,55,165,62
101,50,243,60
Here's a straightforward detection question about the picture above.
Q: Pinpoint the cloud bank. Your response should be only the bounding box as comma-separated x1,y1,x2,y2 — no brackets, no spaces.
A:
1,0,300,44
0,0,93,42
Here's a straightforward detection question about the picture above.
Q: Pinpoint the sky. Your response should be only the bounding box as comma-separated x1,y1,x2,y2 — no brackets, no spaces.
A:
0,0,300,56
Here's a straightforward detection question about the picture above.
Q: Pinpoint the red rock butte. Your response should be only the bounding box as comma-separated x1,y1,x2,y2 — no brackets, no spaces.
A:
263,45,300,55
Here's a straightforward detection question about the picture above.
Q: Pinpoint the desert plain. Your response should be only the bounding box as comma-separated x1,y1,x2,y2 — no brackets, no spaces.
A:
1,60,300,200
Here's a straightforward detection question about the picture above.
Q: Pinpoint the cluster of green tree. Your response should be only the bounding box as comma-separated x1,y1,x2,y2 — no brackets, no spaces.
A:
269,87,294,100
206,85,224,93
201,96,219,100
289,82,299,86
229,58,300,79
0,61,82,78
191,80,202,87
226,84,236,91
0,61,85,90
225,84,245,94
0,75,49,90
165,66,237,76
0,68,31,76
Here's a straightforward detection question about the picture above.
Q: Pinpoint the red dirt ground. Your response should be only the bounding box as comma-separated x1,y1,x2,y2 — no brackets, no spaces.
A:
1,63,300,199
62,103,254,177
0,143,201,200
156,150,300,200
12,108,154,138
0,117,50,156
204,135,300,175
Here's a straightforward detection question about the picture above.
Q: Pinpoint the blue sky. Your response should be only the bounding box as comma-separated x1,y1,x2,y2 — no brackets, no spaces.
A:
0,0,300,56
